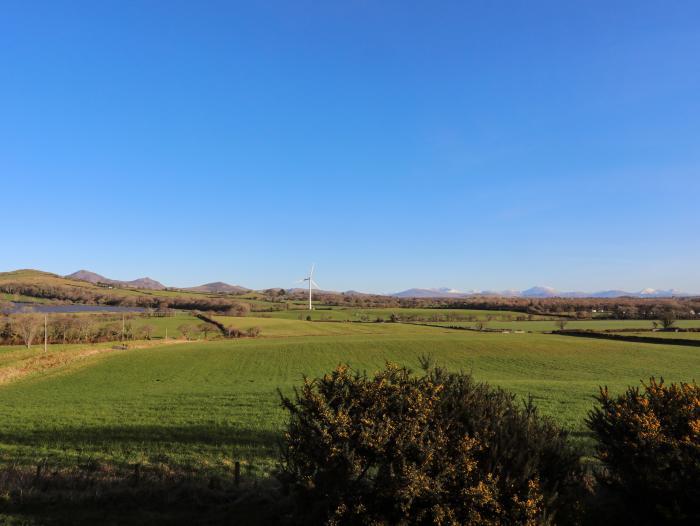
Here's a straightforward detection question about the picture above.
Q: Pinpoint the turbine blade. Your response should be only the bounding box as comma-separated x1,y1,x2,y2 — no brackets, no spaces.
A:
310,263,315,277
311,280,320,289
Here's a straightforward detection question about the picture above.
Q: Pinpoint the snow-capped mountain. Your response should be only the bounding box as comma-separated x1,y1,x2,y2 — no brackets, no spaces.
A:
391,286,693,299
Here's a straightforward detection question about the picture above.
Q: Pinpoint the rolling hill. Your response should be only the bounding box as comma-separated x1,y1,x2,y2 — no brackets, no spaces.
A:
66,270,166,290
184,282,249,294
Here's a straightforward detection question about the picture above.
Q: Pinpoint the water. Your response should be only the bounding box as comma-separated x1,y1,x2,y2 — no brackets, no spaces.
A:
5,302,146,314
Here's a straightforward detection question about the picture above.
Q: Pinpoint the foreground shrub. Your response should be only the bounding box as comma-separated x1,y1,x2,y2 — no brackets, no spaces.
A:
278,362,582,525
587,378,700,524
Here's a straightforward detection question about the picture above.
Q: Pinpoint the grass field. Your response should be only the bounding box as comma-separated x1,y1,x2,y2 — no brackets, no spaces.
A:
250,307,544,321
213,316,452,337
1,322,698,479
427,319,700,332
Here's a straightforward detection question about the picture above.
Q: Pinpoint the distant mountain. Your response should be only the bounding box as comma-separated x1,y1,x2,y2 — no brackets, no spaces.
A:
391,286,693,299
67,270,110,284
66,270,166,290
392,288,472,298
637,288,686,298
185,282,249,294
521,286,559,298
126,277,166,290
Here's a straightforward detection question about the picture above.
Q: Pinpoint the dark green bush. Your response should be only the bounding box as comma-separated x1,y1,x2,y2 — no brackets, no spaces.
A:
278,361,582,525
587,377,700,524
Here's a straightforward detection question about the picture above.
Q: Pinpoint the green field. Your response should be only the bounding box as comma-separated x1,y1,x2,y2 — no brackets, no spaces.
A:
250,307,543,321
1,321,698,479
427,319,700,332
214,315,453,337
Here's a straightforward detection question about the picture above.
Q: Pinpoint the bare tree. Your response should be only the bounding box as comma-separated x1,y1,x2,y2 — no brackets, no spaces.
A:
227,302,251,317
556,319,569,331
659,310,676,330
11,314,43,349
198,322,213,340
245,326,261,338
178,324,196,340
137,324,155,340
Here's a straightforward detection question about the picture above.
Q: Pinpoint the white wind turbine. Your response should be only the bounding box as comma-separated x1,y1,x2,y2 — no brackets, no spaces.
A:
297,264,320,311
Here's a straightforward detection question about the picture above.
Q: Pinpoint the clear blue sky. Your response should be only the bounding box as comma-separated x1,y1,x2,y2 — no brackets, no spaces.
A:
2,1,699,293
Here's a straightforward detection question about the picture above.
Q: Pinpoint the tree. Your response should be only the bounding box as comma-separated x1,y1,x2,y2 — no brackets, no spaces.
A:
178,324,196,340
245,326,261,337
11,314,43,349
137,324,155,340
198,322,213,340
556,319,569,331
226,326,242,338
659,309,676,330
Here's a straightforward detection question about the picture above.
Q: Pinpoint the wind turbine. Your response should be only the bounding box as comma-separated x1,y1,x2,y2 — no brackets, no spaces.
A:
297,264,320,311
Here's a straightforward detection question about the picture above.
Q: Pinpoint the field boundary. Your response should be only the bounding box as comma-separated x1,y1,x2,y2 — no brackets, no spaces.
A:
194,311,229,336
554,330,700,347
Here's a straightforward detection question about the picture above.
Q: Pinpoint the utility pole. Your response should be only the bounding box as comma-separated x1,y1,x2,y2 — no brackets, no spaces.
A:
165,327,168,341
122,313,125,342
44,314,48,353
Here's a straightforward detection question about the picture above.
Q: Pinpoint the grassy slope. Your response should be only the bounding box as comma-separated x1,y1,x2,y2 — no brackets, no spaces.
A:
0,269,244,305
1,324,698,477
213,316,451,337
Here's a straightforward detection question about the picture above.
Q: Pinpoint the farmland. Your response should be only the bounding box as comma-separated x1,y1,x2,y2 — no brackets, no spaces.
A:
251,307,541,321
1,318,699,481
2,270,700,522
425,319,700,332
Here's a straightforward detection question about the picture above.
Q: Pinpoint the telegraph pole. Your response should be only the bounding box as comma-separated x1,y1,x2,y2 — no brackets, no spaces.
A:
122,313,125,342
44,314,48,353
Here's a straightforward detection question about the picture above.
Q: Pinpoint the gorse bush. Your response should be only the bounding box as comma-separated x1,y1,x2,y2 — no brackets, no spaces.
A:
587,377,700,524
278,361,582,525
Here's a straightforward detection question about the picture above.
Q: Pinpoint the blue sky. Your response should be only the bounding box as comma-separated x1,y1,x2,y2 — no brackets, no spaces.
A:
2,1,699,293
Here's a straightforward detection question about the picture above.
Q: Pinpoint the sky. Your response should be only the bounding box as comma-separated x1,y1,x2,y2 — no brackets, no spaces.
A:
2,1,699,293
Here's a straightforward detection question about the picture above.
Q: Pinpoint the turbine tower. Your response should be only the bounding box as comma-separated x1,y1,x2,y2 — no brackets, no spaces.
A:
299,264,320,311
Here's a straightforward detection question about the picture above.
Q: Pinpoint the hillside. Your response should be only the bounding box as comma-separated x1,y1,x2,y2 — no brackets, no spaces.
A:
0,269,250,312
66,270,166,290
184,282,249,294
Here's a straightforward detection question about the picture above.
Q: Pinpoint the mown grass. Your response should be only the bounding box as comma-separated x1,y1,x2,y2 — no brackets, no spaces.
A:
0,324,698,478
